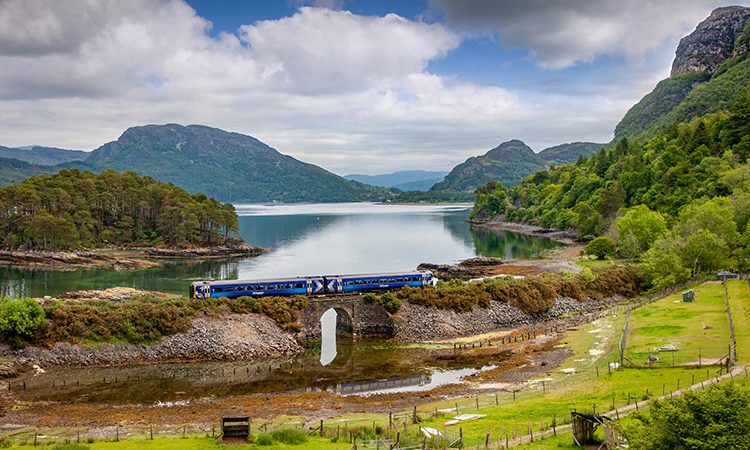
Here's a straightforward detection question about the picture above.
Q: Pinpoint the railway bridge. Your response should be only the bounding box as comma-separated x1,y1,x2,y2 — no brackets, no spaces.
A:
300,294,396,341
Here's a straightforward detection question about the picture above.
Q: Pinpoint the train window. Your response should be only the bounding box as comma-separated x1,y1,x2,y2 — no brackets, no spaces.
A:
213,287,223,293
267,285,274,290
295,283,303,288
236,286,244,292
396,278,403,282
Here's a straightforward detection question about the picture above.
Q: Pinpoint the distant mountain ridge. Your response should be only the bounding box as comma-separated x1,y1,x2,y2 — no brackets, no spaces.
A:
0,145,87,166
429,140,546,193
0,155,50,186
344,170,448,192
81,124,390,203
0,124,391,203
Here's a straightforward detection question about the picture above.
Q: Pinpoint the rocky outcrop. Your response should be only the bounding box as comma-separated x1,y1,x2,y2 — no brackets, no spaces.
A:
143,243,265,258
56,287,176,303
394,296,617,342
3,314,302,368
0,249,160,270
671,6,750,77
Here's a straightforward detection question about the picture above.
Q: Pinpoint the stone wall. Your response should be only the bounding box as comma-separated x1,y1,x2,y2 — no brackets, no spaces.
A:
301,296,395,341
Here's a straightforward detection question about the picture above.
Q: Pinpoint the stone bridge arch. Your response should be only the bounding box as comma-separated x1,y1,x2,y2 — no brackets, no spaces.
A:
301,295,395,342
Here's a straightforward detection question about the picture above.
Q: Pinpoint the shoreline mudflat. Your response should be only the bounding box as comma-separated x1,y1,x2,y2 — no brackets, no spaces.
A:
0,243,266,270
467,219,581,245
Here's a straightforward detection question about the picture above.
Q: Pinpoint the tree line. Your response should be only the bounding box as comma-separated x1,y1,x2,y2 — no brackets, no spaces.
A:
0,169,240,250
471,90,750,290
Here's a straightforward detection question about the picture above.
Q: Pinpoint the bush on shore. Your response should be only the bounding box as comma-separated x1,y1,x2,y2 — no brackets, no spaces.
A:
394,267,643,314
2,295,308,348
363,292,401,314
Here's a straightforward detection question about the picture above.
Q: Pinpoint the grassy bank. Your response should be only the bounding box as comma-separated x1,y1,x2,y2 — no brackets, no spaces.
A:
1,295,308,348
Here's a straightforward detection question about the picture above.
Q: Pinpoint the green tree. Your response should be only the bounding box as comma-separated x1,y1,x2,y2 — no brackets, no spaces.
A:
678,197,738,246
471,181,509,220
626,383,750,449
585,237,614,260
642,232,691,290
615,205,667,257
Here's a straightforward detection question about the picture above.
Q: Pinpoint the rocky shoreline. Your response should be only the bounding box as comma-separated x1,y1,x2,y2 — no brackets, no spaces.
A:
393,295,619,342
0,243,266,270
2,313,301,368
467,219,582,245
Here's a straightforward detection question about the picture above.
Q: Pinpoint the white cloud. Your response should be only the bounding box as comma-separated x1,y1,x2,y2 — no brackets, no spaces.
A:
0,0,712,175
238,7,460,94
432,0,742,69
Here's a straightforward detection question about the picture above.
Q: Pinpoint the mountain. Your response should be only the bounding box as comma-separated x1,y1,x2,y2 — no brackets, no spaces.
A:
0,145,87,165
0,156,51,186
538,142,604,165
616,6,750,138
429,140,546,193
474,7,750,235
344,170,448,191
82,124,390,203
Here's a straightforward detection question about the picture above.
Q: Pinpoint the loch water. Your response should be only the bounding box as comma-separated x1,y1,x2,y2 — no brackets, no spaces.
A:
1,203,562,298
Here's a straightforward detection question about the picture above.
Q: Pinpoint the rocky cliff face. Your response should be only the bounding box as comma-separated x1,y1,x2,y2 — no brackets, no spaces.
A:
671,6,750,77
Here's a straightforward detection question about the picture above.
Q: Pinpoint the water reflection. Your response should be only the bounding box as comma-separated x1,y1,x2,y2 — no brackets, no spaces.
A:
469,227,561,259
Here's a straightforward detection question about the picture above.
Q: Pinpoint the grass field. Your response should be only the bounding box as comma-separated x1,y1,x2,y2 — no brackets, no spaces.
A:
624,281,731,366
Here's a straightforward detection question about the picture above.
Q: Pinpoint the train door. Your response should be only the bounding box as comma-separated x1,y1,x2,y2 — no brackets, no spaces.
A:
324,276,343,294
307,277,324,295
194,283,211,299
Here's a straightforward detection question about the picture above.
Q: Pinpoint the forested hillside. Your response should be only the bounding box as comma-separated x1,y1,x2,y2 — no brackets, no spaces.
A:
0,170,239,250
473,91,750,289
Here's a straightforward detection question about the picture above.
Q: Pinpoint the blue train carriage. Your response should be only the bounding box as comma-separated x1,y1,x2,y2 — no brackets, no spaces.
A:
323,270,436,294
190,276,325,299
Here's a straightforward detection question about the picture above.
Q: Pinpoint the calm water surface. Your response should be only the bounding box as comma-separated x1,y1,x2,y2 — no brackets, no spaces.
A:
1,203,561,298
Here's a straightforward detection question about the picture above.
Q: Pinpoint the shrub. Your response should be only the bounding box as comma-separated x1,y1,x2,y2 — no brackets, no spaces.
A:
362,293,377,303
51,444,90,450
271,428,307,445
0,297,45,342
394,268,644,314
376,293,401,314
254,434,274,446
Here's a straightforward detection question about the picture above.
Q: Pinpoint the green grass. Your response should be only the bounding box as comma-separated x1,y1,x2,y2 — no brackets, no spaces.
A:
625,281,730,366
10,435,354,450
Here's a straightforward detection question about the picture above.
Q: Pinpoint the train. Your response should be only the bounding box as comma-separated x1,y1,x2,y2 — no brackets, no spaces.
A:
189,270,436,299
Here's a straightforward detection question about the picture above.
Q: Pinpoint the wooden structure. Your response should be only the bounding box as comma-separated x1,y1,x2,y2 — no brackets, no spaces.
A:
571,412,627,449
221,416,250,442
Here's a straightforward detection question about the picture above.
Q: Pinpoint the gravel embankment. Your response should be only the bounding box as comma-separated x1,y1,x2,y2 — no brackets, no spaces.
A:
394,296,618,341
3,314,301,368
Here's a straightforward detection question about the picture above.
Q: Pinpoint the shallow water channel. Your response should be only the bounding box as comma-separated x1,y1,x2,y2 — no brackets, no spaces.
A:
17,313,507,405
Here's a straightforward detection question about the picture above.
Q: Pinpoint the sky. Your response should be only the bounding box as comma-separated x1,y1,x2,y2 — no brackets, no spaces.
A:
0,0,747,175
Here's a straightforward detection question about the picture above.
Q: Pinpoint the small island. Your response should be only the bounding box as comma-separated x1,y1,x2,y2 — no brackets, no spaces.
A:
0,169,264,269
